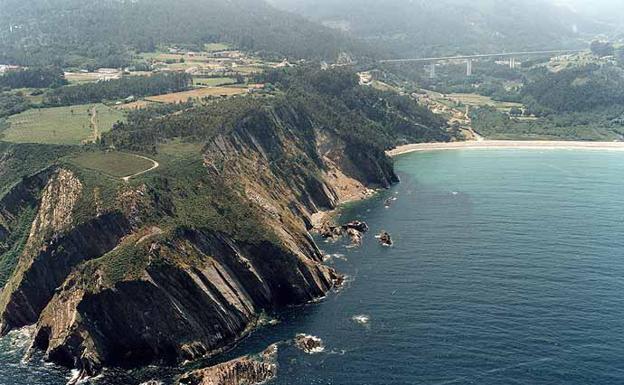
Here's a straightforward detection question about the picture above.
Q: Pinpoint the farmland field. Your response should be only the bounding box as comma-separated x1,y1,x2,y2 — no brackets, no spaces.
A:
3,104,124,145
145,87,248,103
68,151,156,178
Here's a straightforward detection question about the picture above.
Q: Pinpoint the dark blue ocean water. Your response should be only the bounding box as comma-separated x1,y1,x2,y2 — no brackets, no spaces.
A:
3,149,624,384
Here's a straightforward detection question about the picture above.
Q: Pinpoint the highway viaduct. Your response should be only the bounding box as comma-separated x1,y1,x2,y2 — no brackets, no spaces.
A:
379,49,584,78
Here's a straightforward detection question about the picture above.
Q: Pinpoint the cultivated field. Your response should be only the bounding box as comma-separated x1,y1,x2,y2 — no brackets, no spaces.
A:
68,151,156,178
4,104,124,145
145,87,248,103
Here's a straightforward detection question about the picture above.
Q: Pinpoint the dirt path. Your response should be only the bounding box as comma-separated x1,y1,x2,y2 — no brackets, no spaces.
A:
89,106,99,142
122,155,160,182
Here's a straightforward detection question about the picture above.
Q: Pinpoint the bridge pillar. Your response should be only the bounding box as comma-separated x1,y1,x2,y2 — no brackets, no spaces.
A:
428,63,436,79
466,59,472,76
509,57,516,69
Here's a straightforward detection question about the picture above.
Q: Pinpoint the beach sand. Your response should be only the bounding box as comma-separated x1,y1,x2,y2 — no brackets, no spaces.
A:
387,140,624,157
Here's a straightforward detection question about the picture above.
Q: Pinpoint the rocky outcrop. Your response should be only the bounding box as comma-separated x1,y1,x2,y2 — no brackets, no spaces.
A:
178,344,278,385
378,231,393,246
30,229,337,377
10,101,403,377
294,334,325,354
317,220,370,246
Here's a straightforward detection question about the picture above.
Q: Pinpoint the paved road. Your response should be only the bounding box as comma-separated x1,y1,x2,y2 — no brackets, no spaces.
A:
379,49,584,63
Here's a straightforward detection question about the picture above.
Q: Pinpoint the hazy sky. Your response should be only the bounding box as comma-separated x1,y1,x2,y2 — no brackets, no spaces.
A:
555,0,624,19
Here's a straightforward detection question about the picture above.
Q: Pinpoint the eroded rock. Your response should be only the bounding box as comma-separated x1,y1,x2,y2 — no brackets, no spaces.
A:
378,231,393,246
178,344,278,385
294,334,325,354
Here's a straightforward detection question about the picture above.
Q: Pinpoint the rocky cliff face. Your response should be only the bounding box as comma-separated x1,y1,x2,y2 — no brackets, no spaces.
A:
178,344,278,385
31,229,336,376
0,168,132,335
0,101,404,378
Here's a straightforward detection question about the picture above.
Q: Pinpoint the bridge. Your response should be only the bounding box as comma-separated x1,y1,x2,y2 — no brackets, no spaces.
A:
379,49,584,78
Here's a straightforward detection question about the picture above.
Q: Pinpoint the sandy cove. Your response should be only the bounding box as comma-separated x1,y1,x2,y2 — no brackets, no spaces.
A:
313,139,624,229
387,140,624,157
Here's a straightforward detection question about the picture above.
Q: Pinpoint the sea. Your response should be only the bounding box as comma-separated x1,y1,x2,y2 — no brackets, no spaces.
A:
3,149,624,385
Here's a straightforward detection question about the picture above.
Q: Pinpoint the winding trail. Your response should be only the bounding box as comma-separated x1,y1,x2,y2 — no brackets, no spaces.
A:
122,155,160,182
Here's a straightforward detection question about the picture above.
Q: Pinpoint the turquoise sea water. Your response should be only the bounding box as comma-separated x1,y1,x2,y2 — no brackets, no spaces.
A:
3,149,624,384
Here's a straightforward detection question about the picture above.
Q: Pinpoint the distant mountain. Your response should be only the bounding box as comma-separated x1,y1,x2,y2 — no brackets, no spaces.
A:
270,0,604,58
0,0,366,67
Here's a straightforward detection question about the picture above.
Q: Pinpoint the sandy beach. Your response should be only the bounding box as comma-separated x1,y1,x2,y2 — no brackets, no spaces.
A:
387,140,624,157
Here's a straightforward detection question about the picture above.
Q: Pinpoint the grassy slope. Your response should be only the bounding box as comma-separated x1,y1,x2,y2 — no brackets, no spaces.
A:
67,151,156,178
4,104,125,145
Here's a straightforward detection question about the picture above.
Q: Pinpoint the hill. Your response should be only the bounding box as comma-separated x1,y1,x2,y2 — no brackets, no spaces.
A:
0,0,366,68
270,0,602,58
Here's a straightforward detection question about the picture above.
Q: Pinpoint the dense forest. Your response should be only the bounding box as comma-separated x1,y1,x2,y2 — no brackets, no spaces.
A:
521,64,624,115
0,0,366,69
101,67,449,151
44,73,192,106
271,0,599,58
0,67,66,89
0,93,30,118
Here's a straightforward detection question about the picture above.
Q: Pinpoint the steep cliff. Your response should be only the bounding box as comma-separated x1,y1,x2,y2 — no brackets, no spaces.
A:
0,68,451,378
0,168,132,335
25,103,381,376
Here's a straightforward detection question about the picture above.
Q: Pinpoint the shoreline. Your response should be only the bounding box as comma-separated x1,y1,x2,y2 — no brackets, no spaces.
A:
387,140,624,157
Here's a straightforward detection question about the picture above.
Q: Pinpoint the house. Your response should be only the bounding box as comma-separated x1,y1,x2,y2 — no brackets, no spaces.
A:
0,64,20,74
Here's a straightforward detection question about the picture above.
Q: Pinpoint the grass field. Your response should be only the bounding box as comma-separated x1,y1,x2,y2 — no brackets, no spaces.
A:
4,104,124,145
68,151,156,178
204,43,231,52
192,77,237,87
145,87,248,103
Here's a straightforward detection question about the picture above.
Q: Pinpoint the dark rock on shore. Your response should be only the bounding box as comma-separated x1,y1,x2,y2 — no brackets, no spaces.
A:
342,220,369,233
178,344,278,385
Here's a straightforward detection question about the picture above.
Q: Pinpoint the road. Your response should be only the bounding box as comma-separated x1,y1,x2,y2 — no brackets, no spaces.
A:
379,49,584,63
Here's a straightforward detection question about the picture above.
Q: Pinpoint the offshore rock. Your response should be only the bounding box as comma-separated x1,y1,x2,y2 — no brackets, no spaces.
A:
178,344,278,385
294,334,325,354
342,221,369,233
378,231,393,246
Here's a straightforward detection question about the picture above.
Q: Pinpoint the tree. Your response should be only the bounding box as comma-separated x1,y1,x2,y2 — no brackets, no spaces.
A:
590,40,614,57
509,107,522,117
